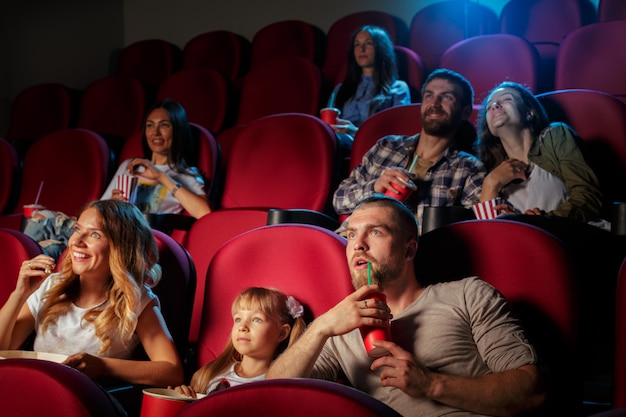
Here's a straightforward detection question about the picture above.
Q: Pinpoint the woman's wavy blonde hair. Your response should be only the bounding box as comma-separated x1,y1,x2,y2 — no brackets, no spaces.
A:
40,200,160,354
191,287,307,393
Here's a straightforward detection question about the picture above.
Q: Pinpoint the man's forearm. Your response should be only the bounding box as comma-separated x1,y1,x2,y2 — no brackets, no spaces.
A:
266,320,329,379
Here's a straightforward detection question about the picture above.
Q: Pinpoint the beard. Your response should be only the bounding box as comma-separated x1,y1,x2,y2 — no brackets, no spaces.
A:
349,255,404,290
421,109,463,137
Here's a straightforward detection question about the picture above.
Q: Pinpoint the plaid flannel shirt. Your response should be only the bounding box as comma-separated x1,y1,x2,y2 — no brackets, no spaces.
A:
333,134,486,234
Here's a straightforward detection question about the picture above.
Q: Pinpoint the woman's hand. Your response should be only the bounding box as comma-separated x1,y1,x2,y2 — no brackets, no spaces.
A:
110,189,127,202
481,158,529,201
15,255,55,299
523,207,545,216
332,118,358,135
127,158,164,183
63,352,106,379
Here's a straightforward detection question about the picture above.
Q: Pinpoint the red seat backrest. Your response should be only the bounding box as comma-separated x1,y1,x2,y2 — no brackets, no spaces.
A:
236,56,322,125
15,128,110,217
182,30,251,83
250,19,325,68
599,0,626,22
409,1,499,73
221,113,336,213
116,38,181,92
0,229,43,306
0,358,125,417
176,379,402,417
7,83,74,144
0,138,18,214
156,67,233,134
77,75,146,140
555,20,626,104
151,229,195,360
438,34,540,102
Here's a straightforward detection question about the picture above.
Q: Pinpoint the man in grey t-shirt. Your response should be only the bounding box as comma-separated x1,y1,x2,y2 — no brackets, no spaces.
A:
267,195,546,416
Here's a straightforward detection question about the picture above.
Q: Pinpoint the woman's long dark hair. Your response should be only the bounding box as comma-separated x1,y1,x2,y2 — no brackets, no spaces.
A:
141,99,198,172
474,81,549,171
334,25,398,115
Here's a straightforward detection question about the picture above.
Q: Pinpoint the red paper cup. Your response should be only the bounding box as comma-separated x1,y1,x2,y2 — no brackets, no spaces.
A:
23,204,45,218
140,388,196,417
472,198,504,220
384,182,414,202
320,107,341,125
359,293,391,358
116,174,138,203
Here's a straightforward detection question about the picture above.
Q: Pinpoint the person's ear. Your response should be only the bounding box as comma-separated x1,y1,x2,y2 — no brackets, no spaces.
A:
405,240,418,261
277,324,291,342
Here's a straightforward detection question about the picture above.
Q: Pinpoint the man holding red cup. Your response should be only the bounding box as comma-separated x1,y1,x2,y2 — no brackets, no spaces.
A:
333,69,485,236
267,196,547,416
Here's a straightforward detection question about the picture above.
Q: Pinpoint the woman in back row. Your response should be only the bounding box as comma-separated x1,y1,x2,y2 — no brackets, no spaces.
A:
474,81,604,225
327,25,410,168
329,25,411,139
25,99,212,259
473,81,620,377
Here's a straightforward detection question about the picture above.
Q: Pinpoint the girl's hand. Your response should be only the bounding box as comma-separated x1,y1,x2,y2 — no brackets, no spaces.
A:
170,384,198,398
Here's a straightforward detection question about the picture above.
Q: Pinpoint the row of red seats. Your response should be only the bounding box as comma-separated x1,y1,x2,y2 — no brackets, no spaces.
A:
0,356,405,417
112,0,621,90
7,15,626,163
1,211,620,413
4,86,626,227
110,0,626,94
4,88,624,366
0,112,339,225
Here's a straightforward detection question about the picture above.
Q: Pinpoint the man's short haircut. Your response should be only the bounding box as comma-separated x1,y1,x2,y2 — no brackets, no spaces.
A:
421,68,474,109
353,195,418,241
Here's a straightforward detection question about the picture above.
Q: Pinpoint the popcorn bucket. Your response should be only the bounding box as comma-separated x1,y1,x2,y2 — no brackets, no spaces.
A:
140,388,201,417
472,198,504,220
116,174,138,203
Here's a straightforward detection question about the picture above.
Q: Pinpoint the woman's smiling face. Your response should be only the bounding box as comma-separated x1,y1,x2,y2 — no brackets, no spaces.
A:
485,87,525,134
68,207,111,279
144,107,173,157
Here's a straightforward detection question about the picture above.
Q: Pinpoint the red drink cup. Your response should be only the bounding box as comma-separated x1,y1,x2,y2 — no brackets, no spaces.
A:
320,107,341,125
384,182,414,202
359,293,391,358
23,204,45,218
